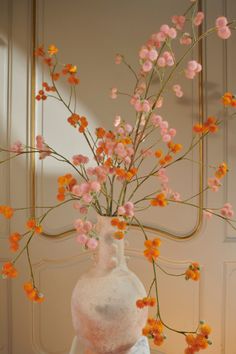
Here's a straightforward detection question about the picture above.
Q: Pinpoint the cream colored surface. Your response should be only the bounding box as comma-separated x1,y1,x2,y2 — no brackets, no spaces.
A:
0,0,236,354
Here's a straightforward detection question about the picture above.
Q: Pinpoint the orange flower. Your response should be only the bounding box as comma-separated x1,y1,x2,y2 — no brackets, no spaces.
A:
142,317,165,347
78,116,88,133
154,149,162,158
113,231,125,240
35,89,47,101
193,116,218,134
185,322,212,353
222,92,236,106
111,218,127,239
48,44,58,56
185,262,200,281
96,127,106,138
57,174,77,201
0,205,14,219
2,262,18,278
42,82,56,92
23,282,45,303
68,75,80,85
144,238,161,262
168,141,183,153
26,219,43,234
9,232,21,252
215,162,228,179
150,193,168,207
67,113,80,127
136,297,156,308
34,45,45,57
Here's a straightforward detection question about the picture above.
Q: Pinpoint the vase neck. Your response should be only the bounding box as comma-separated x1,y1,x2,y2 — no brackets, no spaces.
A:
96,215,127,271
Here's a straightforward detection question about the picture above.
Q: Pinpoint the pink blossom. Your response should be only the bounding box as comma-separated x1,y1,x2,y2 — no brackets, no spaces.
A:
157,56,166,67
155,97,164,108
215,16,228,28
168,28,177,39
160,121,169,130
151,114,163,127
142,60,153,72
83,220,93,233
115,54,123,64
185,60,202,79
82,193,93,203
162,134,171,143
193,12,204,26
157,168,169,184
180,33,192,45
36,135,51,160
142,100,151,112
169,128,177,137
208,177,221,192
76,234,88,245
118,201,134,217
10,141,23,153
203,210,213,219
220,203,234,218
86,238,98,250
73,202,88,214
110,87,118,99
72,154,89,165
139,47,149,59
148,49,158,61
89,181,101,193
160,24,170,34
124,123,133,134
217,26,231,39
72,185,82,197
172,15,186,31
118,206,126,215
171,192,181,201
173,84,183,98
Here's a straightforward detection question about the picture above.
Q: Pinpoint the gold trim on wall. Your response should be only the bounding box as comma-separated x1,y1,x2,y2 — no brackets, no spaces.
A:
31,0,204,241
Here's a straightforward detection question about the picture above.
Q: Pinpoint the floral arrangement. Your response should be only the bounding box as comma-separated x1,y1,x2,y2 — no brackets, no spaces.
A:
1,1,236,353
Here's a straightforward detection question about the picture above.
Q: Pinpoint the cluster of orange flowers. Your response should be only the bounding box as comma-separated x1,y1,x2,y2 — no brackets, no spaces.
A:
185,262,200,281
67,113,88,133
150,192,168,207
35,45,80,85
142,317,165,346
111,218,127,239
0,205,14,219
143,238,161,262
136,296,156,308
26,218,43,234
57,173,77,201
9,232,21,252
154,142,182,166
215,162,228,179
115,166,138,181
185,322,212,353
222,92,236,107
2,262,18,278
193,116,218,134
23,282,45,303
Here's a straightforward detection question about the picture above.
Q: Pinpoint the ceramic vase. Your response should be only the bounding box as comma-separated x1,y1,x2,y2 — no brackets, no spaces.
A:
71,215,148,354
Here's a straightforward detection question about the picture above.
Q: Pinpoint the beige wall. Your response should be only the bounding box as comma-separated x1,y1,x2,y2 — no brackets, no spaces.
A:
0,0,236,353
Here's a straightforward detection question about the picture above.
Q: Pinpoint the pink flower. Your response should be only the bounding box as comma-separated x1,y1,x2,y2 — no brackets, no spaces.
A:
169,128,176,137
208,177,221,192
157,57,166,67
155,97,164,108
185,60,202,79
151,114,163,127
157,168,169,184
139,47,149,59
72,154,89,165
193,12,204,26
168,27,177,39
76,234,88,245
36,135,51,160
115,54,123,64
118,201,134,217
171,192,181,201
82,193,93,203
142,60,153,72
148,49,158,61
110,87,118,99
173,84,183,98
10,141,23,153
162,134,171,143
142,100,151,112
114,115,121,127
124,123,133,134
203,210,213,219
215,16,228,28
89,181,101,193
217,26,231,39
220,203,234,218
172,15,186,31
86,238,98,250
180,33,192,45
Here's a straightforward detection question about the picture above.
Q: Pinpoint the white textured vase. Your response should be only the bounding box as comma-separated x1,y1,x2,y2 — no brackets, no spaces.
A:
71,215,148,354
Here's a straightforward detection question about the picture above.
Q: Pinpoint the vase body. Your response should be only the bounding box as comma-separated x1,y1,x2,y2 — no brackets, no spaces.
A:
71,215,148,354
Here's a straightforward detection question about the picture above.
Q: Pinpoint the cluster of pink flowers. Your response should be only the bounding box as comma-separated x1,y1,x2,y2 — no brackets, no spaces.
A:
139,46,158,73
72,154,89,165
10,141,23,153
118,201,134,217
155,24,177,42
36,135,51,159
87,166,109,183
208,177,222,192
220,203,234,218
74,218,98,250
157,51,175,68
156,168,181,201
172,15,186,31
185,60,202,79
173,84,183,98
193,12,204,26
72,180,101,203
130,95,152,113
216,16,231,39
151,114,176,143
